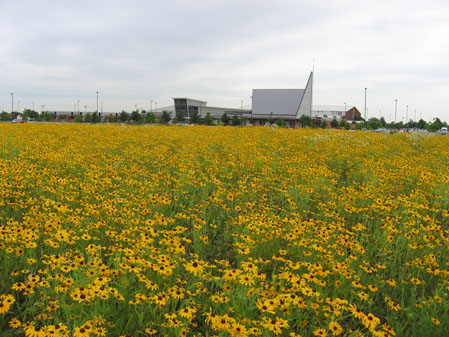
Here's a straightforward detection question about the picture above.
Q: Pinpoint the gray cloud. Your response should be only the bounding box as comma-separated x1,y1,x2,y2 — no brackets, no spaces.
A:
1,0,449,121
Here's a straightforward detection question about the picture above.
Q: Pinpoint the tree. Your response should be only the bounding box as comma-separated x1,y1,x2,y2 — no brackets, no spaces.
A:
380,117,387,128
23,109,39,121
75,114,83,123
131,110,141,122
339,118,347,128
120,110,129,122
417,119,428,129
146,111,156,124
161,111,171,124
330,117,339,128
84,112,93,123
299,115,312,127
232,115,240,126
175,110,185,123
43,112,52,122
275,118,286,127
1,111,10,121
221,113,230,126
91,113,101,123
320,119,327,128
204,112,213,125
367,117,381,130
429,118,443,132
190,110,200,124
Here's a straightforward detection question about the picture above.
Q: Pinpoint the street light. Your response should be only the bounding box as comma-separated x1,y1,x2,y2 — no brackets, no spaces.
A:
96,91,99,114
394,99,398,123
10,93,13,113
364,88,367,130
406,105,409,125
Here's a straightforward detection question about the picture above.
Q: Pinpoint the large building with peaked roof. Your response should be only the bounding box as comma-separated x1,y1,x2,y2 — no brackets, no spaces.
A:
249,72,313,127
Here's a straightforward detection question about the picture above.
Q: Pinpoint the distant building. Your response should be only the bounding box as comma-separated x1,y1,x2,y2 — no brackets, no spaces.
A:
250,72,313,128
313,105,361,121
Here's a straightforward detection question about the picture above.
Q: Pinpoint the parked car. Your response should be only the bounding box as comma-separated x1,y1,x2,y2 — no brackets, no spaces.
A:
441,127,448,135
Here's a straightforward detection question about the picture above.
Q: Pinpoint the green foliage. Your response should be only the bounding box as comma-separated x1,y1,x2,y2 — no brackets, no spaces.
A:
429,118,443,132
23,109,40,121
417,119,428,129
74,114,83,123
190,111,200,124
367,118,381,130
175,109,186,123
299,114,312,127
380,117,387,127
204,112,213,125
331,117,339,128
84,112,93,123
268,112,274,124
131,110,141,122
231,115,240,126
1,111,11,121
120,110,129,122
161,111,171,124
43,112,52,122
320,119,327,129
220,113,230,126
275,118,286,127
145,111,157,124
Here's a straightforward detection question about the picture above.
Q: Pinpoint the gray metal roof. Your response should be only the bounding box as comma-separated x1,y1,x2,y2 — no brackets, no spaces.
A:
251,89,304,116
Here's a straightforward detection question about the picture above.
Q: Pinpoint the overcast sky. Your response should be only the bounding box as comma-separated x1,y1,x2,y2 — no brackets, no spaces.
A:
1,0,449,122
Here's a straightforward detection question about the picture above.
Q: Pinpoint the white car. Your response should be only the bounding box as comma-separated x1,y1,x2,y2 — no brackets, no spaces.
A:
441,127,448,135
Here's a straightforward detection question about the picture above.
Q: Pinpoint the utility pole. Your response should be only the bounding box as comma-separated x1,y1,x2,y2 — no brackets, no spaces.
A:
364,88,367,130
406,105,408,125
394,99,398,123
96,91,99,114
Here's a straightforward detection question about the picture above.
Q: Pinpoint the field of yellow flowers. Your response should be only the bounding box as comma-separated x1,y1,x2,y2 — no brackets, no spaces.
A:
0,123,448,337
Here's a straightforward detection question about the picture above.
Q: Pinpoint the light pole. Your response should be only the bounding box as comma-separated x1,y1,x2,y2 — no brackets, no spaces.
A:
96,91,99,114
364,88,367,130
406,105,408,126
394,99,398,123
343,102,347,119
10,93,13,113
77,100,80,114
